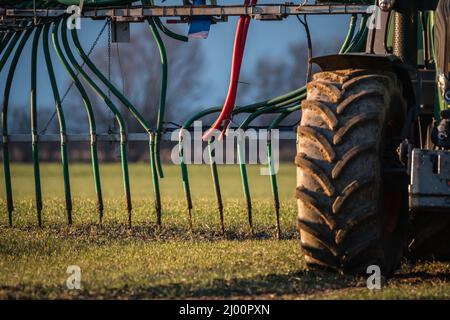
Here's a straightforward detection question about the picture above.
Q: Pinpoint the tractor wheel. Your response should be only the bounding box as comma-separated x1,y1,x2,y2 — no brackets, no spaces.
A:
296,69,409,276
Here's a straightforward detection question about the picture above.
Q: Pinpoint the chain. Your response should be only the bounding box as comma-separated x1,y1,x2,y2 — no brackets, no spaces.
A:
107,18,112,100
41,20,109,134
106,18,118,134
116,43,125,94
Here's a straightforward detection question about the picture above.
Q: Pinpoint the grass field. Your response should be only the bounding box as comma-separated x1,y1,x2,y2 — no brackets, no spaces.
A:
1,163,450,299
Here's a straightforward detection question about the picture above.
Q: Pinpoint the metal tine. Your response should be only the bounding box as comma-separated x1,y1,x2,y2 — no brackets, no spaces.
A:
70,24,163,228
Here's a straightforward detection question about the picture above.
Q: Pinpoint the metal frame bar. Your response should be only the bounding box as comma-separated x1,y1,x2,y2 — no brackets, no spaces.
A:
1,4,369,21
1,130,297,143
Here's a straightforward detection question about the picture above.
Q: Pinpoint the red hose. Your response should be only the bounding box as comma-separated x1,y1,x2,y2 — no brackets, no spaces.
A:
203,0,256,141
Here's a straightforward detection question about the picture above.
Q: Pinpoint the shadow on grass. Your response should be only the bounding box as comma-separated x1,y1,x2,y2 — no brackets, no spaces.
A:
394,271,450,282
0,270,359,299
1,223,299,243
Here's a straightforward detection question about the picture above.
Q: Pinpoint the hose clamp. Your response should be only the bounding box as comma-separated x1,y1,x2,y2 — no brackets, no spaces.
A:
120,133,127,144
178,128,186,143
60,132,67,145
90,133,97,144
32,132,38,144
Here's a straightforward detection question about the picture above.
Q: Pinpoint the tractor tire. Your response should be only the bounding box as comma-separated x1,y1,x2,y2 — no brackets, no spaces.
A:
296,69,409,276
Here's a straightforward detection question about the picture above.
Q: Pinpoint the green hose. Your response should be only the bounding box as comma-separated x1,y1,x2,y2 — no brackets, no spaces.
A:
71,29,151,131
149,132,162,226
153,17,189,42
43,23,73,225
51,22,104,222
266,105,301,239
236,101,302,234
143,0,189,42
345,15,368,53
70,26,163,223
1,29,28,226
31,25,44,226
143,0,187,183
231,12,366,236
178,89,305,221
147,17,168,179
339,14,358,54
58,18,133,226
177,128,194,231
0,33,14,56
0,32,23,72
176,7,369,223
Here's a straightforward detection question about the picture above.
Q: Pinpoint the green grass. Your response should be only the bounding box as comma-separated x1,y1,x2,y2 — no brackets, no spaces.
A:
1,163,450,299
